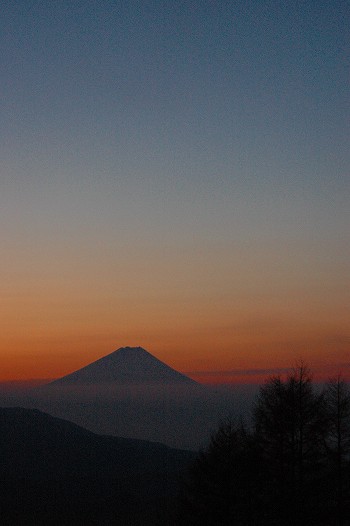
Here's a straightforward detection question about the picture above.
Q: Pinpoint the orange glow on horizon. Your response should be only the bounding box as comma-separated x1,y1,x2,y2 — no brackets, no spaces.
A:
1,259,348,382
0,330,349,384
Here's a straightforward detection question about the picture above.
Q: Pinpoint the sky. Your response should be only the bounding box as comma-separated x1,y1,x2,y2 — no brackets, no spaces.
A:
1,0,349,383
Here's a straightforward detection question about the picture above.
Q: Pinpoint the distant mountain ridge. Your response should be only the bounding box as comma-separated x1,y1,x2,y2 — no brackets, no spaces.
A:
0,407,193,478
0,407,194,525
49,346,197,386
14,346,224,450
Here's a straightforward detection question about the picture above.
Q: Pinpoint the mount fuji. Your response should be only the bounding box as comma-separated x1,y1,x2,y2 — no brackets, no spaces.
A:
49,346,197,387
15,346,235,450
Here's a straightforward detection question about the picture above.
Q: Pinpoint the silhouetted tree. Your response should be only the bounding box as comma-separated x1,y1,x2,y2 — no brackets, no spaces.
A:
324,376,350,525
254,363,328,525
178,420,266,526
178,365,350,526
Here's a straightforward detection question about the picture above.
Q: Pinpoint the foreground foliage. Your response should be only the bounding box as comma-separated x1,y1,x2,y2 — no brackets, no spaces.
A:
179,365,350,526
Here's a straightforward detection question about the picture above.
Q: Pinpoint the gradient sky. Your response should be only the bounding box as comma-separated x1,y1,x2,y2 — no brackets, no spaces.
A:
1,0,349,382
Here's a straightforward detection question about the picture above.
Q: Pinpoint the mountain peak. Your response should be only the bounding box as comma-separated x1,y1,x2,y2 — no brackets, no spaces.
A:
114,346,151,356
49,346,197,386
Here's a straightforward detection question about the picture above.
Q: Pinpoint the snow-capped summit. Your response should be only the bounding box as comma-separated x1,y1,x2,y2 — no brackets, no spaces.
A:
49,346,197,386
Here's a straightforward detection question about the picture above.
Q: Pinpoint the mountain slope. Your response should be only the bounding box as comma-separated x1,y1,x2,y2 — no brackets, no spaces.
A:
0,407,195,525
49,346,197,386
0,406,193,478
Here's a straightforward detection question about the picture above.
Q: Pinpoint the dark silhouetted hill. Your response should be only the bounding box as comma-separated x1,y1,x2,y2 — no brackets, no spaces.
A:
0,407,195,525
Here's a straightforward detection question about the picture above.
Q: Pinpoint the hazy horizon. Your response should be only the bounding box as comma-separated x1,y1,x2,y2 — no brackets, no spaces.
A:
1,349,349,385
